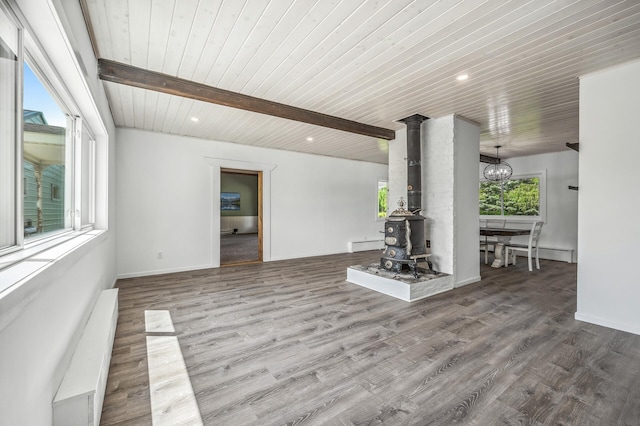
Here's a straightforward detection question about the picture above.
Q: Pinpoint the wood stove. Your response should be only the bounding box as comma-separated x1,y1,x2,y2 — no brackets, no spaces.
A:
380,114,433,277
380,198,431,277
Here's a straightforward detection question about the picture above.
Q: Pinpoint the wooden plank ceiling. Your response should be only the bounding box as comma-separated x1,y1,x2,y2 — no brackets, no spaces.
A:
83,0,640,164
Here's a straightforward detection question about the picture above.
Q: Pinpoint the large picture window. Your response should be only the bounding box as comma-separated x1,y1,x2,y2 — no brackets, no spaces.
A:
0,2,97,257
480,173,545,219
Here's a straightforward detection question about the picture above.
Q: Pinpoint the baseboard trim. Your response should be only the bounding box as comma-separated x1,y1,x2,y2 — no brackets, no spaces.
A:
117,263,214,280
269,249,357,262
575,312,640,336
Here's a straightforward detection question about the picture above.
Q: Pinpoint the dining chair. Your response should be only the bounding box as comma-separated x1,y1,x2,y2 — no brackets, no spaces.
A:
479,239,490,264
479,219,489,264
506,221,544,271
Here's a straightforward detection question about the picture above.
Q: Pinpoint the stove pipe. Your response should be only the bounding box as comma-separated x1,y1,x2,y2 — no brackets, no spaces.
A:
399,114,428,212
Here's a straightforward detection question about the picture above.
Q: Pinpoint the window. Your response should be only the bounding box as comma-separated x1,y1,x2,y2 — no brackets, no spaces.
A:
377,180,388,219
0,3,20,251
78,121,96,227
480,173,545,220
23,62,69,240
0,2,97,256
50,183,60,200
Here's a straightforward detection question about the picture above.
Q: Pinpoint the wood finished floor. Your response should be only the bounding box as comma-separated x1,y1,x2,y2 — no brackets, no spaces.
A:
102,252,640,425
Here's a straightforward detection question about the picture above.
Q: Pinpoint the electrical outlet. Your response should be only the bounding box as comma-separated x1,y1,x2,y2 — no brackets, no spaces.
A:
426,240,431,248
157,252,163,259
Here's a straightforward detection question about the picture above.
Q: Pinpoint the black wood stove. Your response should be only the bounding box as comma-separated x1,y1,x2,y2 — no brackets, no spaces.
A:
380,198,432,277
379,114,433,278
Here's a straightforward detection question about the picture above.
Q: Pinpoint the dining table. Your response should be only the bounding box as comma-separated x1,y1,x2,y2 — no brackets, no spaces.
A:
480,227,531,268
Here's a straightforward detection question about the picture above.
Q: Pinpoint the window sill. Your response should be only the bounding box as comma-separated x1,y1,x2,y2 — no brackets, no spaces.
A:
0,229,106,296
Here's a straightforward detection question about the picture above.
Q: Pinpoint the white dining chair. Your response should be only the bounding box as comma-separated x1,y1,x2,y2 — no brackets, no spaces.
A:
506,221,544,271
479,239,490,264
479,219,489,264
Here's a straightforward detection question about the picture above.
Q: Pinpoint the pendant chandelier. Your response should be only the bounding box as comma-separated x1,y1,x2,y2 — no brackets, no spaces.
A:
483,145,512,182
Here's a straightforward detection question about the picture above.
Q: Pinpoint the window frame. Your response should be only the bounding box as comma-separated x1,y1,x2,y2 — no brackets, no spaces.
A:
76,117,96,229
0,2,97,259
50,183,60,200
0,0,24,256
22,57,74,242
480,170,547,223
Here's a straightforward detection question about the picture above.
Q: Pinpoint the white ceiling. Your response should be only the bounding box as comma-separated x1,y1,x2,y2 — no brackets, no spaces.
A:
83,0,640,164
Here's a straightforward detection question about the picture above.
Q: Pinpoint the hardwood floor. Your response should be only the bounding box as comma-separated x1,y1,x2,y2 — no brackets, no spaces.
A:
101,252,640,425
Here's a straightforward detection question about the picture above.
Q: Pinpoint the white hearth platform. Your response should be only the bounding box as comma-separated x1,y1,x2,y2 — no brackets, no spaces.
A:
347,264,453,302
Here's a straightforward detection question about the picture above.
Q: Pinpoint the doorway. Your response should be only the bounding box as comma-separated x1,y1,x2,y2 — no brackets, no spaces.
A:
220,168,263,265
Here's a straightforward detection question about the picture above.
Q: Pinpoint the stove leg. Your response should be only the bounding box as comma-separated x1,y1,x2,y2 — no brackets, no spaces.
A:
426,259,434,273
408,262,419,279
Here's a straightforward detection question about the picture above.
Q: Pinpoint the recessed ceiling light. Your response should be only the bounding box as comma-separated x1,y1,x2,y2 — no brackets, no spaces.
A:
306,137,314,142
456,74,469,81
191,117,199,122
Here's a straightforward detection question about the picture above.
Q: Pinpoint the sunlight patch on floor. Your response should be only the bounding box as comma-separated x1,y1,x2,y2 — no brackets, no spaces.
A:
145,310,203,425
145,310,175,333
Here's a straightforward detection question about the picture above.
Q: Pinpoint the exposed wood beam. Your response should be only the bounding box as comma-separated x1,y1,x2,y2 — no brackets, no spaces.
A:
78,0,100,59
566,142,579,152
97,59,396,140
480,154,500,164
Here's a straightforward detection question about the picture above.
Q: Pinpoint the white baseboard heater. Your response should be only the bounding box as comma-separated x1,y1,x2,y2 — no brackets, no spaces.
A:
348,239,384,253
53,288,119,426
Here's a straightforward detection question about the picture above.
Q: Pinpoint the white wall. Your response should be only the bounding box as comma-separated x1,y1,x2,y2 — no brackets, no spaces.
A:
388,129,408,208
0,1,117,425
480,151,579,262
576,59,640,335
116,128,388,278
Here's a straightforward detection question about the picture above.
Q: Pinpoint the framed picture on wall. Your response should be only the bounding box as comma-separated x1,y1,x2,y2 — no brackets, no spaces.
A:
221,192,240,210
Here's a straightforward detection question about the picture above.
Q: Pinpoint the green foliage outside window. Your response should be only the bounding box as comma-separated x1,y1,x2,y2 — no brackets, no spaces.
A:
479,181,502,215
480,177,539,216
378,183,388,218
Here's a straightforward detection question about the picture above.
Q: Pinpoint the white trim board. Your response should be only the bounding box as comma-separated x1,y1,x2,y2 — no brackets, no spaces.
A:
204,157,277,268
575,312,640,337
117,263,214,280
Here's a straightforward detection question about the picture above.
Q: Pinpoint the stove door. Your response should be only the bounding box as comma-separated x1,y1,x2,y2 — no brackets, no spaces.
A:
384,221,407,247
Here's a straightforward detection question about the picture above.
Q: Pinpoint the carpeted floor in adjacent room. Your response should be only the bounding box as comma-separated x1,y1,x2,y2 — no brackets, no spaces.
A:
220,233,259,264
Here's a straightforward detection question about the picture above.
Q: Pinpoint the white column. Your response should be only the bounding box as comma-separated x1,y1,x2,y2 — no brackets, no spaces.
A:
422,115,480,285
576,59,640,335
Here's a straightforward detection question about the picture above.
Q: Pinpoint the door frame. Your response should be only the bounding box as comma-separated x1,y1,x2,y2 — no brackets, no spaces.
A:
205,156,276,268
220,168,263,264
